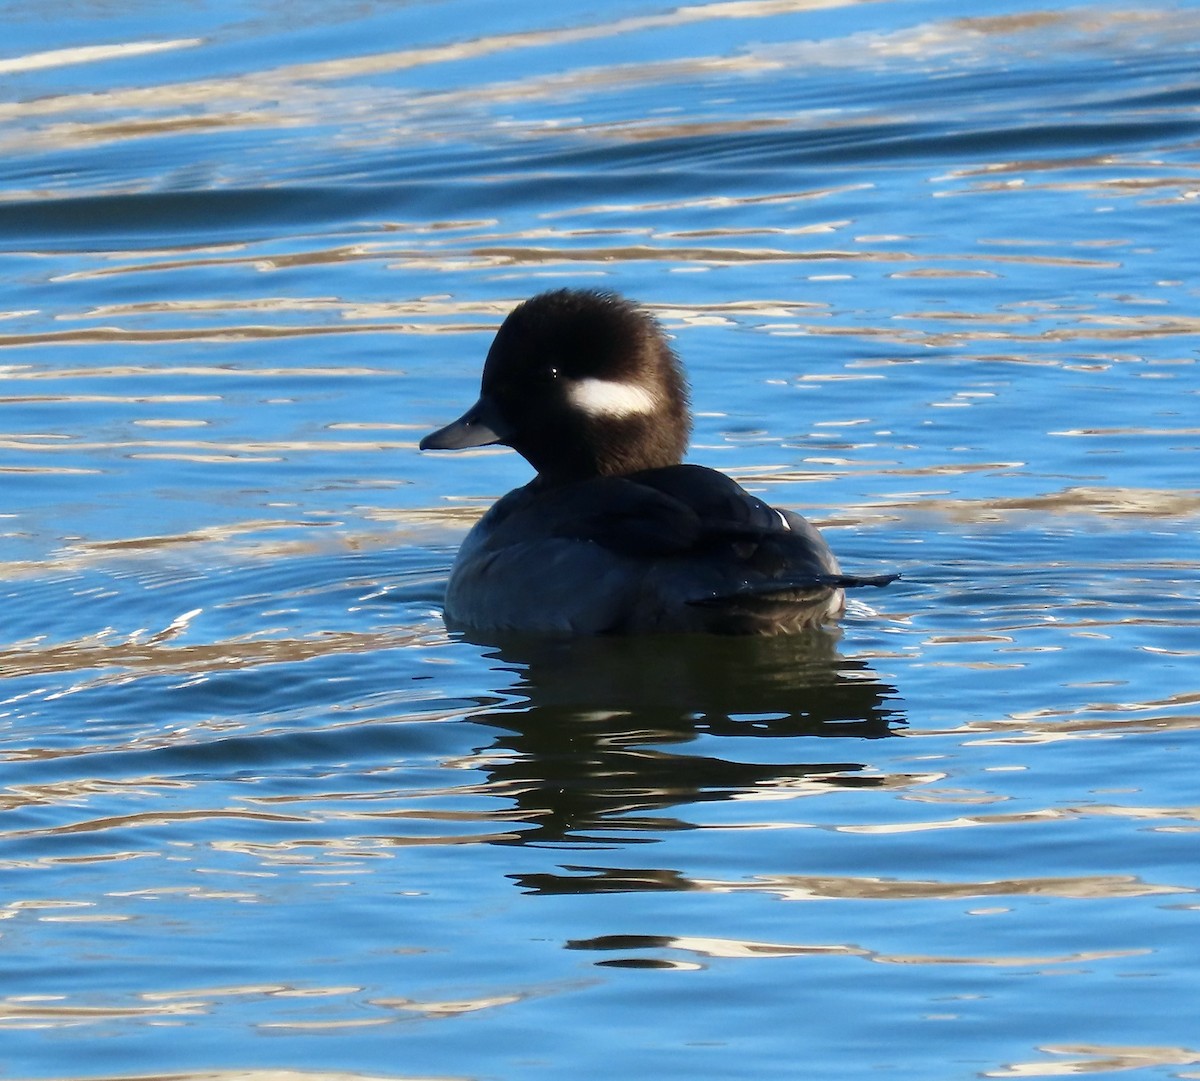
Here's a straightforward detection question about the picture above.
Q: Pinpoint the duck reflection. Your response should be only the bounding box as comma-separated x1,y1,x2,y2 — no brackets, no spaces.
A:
458,629,905,861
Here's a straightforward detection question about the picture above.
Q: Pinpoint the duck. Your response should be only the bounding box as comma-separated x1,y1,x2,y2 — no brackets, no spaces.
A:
420,288,897,635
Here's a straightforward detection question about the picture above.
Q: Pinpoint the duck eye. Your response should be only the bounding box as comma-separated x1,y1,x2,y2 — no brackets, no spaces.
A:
542,366,559,381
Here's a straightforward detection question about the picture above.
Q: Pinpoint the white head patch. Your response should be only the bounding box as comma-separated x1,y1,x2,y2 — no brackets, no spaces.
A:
566,377,659,420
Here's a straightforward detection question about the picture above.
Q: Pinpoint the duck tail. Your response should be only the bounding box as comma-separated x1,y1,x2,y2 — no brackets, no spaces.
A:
688,572,899,608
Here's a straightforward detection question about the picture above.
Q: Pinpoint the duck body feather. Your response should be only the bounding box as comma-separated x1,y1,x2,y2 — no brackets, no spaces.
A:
445,463,895,635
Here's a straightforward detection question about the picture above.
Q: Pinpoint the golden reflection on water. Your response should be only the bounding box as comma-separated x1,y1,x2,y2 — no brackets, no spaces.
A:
834,807,1200,837
0,1,875,127
697,871,1188,900
0,996,206,1028
16,244,1182,366
0,973,531,1038
0,626,434,693
2,363,386,380
0,39,200,76
988,1043,1200,1078
4,1072,438,1081
4,0,1197,220
570,931,1150,968
545,185,871,218
0,324,434,347
378,993,523,1017
870,486,1200,522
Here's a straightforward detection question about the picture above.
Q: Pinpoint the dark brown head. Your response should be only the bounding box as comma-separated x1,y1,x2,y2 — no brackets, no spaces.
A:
421,289,691,483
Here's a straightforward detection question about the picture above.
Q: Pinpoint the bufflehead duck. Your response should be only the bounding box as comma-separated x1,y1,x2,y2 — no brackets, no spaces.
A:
421,289,897,635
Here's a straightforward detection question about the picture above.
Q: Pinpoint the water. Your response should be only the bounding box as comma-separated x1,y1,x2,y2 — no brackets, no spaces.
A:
3,1,1200,1078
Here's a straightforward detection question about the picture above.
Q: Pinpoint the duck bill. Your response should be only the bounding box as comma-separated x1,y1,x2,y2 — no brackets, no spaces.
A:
419,395,511,451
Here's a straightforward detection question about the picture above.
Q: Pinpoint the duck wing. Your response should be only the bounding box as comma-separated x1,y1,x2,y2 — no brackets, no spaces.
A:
457,466,895,634
564,464,889,574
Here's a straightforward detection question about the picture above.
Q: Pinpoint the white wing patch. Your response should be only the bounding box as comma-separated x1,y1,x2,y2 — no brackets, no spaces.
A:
566,377,659,419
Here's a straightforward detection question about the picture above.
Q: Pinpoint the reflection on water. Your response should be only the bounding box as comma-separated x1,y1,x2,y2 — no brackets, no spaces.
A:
464,630,903,847
471,626,902,731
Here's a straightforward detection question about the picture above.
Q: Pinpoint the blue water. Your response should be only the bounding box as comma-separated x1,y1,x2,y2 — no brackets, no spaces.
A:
3,2,1200,1079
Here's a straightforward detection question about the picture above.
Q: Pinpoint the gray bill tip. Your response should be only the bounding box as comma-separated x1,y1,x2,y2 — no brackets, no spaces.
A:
419,397,509,451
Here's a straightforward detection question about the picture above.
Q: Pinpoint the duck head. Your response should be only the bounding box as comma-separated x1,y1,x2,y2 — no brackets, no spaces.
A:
420,289,691,483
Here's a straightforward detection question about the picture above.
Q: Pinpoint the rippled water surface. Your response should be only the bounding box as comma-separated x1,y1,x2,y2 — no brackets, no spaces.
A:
3,2,1200,1078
